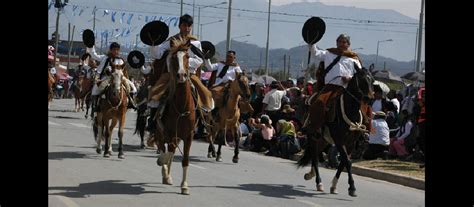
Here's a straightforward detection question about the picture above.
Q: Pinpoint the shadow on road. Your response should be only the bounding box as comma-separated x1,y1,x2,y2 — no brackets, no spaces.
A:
49,180,163,198
191,183,353,201
49,151,88,160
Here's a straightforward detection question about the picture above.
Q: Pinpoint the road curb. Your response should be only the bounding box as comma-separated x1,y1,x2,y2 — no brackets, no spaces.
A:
290,154,425,190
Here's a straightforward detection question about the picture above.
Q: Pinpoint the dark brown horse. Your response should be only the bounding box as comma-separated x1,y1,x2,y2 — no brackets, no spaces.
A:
298,65,374,197
207,74,251,163
153,37,196,195
93,63,128,159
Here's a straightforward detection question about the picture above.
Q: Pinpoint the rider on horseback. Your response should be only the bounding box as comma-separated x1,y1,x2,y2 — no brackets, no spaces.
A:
304,34,363,136
147,14,214,132
88,42,137,113
204,50,242,120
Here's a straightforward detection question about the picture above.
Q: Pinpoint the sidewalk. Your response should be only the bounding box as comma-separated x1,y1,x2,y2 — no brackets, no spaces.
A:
290,153,425,190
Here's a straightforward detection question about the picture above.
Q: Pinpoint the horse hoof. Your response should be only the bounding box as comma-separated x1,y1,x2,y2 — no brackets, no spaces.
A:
104,153,110,158
330,187,338,194
181,188,190,195
304,173,314,180
207,152,213,158
156,150,160,154
349,190,357,197
316,183,324,192
163,177,173,185
232,157,239,163
118,153,125,159
216,156,223,162
85,115,88,119
212,153,216,158
140,144,146,149
96,148,101,154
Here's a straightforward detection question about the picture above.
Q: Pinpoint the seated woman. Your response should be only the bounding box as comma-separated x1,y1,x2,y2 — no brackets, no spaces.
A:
273,119,300,158
248,115,275,152
389,109,413,159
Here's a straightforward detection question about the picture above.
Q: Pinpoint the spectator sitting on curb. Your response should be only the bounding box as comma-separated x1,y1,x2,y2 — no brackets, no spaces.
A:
363,111,390,160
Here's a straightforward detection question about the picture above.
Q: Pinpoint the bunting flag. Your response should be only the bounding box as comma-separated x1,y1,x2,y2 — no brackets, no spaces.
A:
103,10,109,17
127,14,134,25
111,11,117,23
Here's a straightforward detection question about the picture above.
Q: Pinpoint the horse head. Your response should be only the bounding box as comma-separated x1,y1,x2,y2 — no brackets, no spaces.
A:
347,63,375,104
167,37,191,84
233,72,251,101
109,62,125,101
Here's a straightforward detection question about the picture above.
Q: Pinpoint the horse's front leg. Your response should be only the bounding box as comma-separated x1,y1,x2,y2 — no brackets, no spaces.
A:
232,125,240,163
117,114,125,159
337,145,357,197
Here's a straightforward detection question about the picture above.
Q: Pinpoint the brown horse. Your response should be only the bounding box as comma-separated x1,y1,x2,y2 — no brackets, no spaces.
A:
153,38,196,195
72,75,83,112
298,66,374,197
93,63,128,159
207,73,251,163
48,70,55,108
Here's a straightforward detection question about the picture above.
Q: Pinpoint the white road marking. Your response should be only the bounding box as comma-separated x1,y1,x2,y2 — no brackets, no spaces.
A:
297,199,322,207
56,195,80,207
48,121,61,126
69,123,91,128
189,163,206,170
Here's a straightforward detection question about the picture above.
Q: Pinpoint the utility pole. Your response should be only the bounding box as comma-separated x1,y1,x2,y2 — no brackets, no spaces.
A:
264,0,271,75
180,0,183,16
225,0,233,52
287,55,291,79
415,0,424,72
283,54,286,80
54,5,61,66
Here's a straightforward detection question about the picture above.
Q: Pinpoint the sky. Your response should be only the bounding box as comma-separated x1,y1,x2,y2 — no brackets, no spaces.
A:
271,0,423,20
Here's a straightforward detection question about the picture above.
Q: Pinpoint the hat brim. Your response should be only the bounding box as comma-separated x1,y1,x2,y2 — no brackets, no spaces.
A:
201,41,216,59
140,21,169,46
82,29,95,48
127,50,145,68
302,17,326,45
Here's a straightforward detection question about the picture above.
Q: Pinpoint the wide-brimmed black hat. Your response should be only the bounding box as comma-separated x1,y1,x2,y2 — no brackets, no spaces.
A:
201,41,215,59
140,21,169,46
82,29,95,48
302,17,326,45
127,50,145,69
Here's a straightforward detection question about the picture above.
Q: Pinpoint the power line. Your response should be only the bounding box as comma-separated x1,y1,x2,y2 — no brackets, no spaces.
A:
158,1,420,26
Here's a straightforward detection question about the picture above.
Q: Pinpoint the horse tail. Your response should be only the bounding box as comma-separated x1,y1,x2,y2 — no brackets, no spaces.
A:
297,137,315,168
133,109,140,135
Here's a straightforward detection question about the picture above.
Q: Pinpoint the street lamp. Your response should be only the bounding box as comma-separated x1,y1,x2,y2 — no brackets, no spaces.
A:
197,1,227,39
230,34,250,50
200,20,224,40
375,39,393,68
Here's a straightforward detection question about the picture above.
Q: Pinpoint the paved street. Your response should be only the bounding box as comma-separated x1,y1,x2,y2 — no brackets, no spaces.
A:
49,99,424,207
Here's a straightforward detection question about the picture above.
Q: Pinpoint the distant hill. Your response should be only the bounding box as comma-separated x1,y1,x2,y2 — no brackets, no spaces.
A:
214,40,418,77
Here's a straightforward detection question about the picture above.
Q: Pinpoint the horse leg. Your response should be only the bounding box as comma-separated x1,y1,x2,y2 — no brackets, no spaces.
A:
232,126,240,163
95,116,102,154
337,145,357,197
181,135,193,195
118,116,125,159
159,146,174,185
207,125,217,158
330,145,347,194
216,130,223,162
103,119,111,158
312,158,324,192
